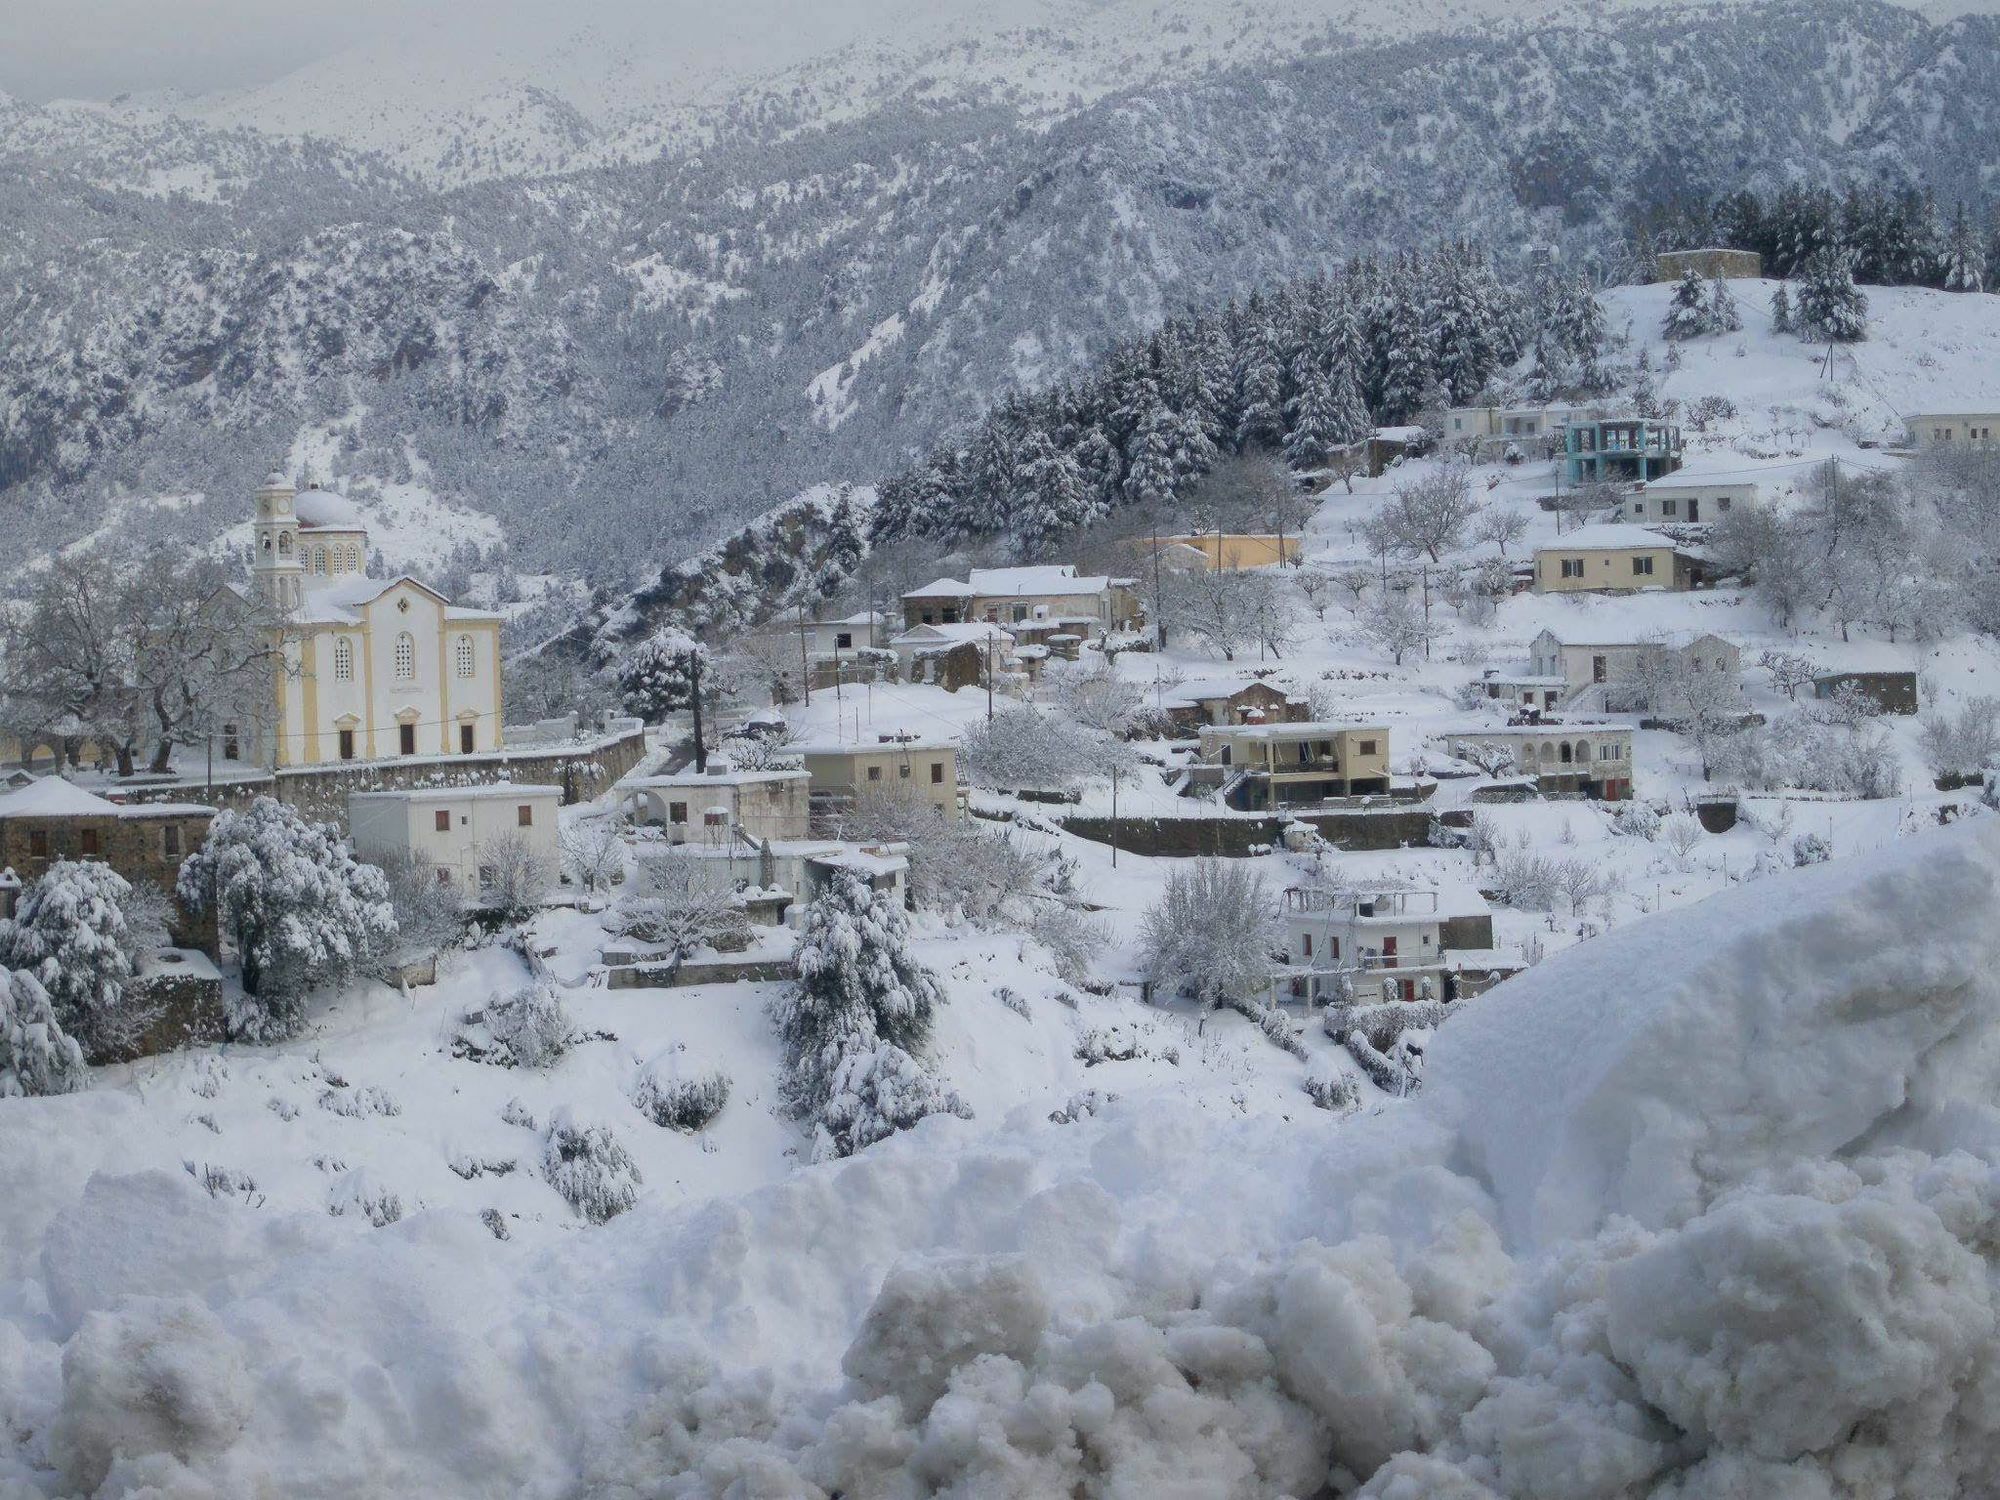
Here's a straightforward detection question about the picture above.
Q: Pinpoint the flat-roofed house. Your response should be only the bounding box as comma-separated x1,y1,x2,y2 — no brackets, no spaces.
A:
901,566,1142,635
1434,724,1635,800
1904,412,2000,449
1621,479,1757,525
619,764,811,844
1197,721,1390,808
1532,525,1703,594
347,783,561,896
1529,628,1742,708
793,738,962,821
1560,417,1683,485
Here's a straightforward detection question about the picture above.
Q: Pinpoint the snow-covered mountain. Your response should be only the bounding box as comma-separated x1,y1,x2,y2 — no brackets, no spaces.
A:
5,0,2000,586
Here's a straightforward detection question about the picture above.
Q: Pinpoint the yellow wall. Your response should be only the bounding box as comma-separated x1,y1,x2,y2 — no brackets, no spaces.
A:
1163,534,1304,570
1533,547,1682,594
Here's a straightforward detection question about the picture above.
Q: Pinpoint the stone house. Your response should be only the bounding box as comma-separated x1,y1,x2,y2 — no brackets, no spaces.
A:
0,778,217,955
886,623,1018,690
793,738,962,822
1197,722,1391,808
1161,678,1310,734
619,765,812,844
1532,526,1704,594
1434,724,1635,800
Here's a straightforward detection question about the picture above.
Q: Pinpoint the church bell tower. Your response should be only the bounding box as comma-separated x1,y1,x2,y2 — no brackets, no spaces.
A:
252,473,304,611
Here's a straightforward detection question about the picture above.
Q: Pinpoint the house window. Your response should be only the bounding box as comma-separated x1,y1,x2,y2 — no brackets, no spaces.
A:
669,801,688,824
394,632,415,681
1302,933,1313,957
517,804,533,828
899,763,911,779
460,723,475,754
867,765,882,781
79,828,99,857
435,810,451,832
455,635,475,679
1357,739,1377,756
399,723,416,755
163,825,181,858
835,632,853,650
1633,556,1655,576
1718,498,1731,513
1660,499,1677,517
311,548,326,574
1560,558,1584,579
437,868,452,885
339,729,356,760
333,637,354,681
28,830,46,858
930,762,944,784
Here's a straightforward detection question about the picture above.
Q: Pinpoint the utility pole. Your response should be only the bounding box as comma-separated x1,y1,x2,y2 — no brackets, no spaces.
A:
1110,763,1121,868
797,602,811,708
689,644,707,773
1150,500,1167,650
986,630,995,721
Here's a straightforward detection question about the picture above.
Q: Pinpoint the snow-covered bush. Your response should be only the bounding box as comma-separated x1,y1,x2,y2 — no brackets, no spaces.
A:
1324,998,1449,1052
540,1109,642,1224
1257,1005,1308,1059
1139,860,1278,1010
317,1084,400,1119
631,1060,731,1132
1713,713,1901,799
177,797,395,1040
1304,1071,1361,1113
1048,1088,1114,1124
1486,847,1559,909
1919,697,2000,783
1344,1028,1425,1095
773,870,962,1160
1792,832,1833,867
0,858,157,1061
614,856,751,957
1025,904,1107,987
473,830,554,920
369,849,465,974
1075,1026,1145,1066
1611,800,1661,840
0,966,87,1097
464,981,575,1069
327,1171,404,1227
838,785,1039,926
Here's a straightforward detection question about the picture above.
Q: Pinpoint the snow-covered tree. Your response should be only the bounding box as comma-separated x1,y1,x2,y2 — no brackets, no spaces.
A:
615,855,752,958
615,629,704,722
1943,202,1987,292
1472,504,1530,556
1769,281,1794,334
773,870,962,1160
835,786,1042,926
1359,588,1442,665
1139,860,1277,1013
0,860,157,1062
1662,268,1712,341
177,797,396,1040
473,831,554,920
0,967,87,1097
370,850,465,973
540,1109,642,1223
1378,466,1478,562
1707,276,1742,333
1794,248,1869,342
1041,656,1146,737
961,707,1127,796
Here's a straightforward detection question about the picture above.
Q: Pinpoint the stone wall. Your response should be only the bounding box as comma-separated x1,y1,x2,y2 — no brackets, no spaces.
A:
117,729,648,830
1439,914,1496,951
1057,807,1440,857
0,810,218,956
105,956,226,1063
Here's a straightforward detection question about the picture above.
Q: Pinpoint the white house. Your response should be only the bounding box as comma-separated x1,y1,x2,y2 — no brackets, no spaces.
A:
1433,723,1635,801
347,783,560,895
901,565,1141,633
1529,628,1742,704
1276,886,1446,1005
1905,412,2000,449
1620,479,1757,525
234,476,505,769
619,764,812,844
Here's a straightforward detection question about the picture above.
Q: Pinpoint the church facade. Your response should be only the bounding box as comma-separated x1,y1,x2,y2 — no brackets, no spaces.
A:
239,476,505,769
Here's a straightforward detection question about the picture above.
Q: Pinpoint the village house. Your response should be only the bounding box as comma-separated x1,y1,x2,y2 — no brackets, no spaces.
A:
1273,883,1512,1005
1560,417,1684,485
885,621,1020,690
1474,669,1567,713
1434,723,1635,800
347,783,561,896
792,737,963,822
1531,525,1705,594
619,763,812,844
1903,412,2000,449
1652,248,1763,281
630,837,911,924
228,476,506,770
1198,721,1391,808
1443,403,1605,460
1619,478,1757,525
1160,678,1310,734
1529,628,1742,705
901,565,1141,635
1152,534,1304,571
0,778,217,955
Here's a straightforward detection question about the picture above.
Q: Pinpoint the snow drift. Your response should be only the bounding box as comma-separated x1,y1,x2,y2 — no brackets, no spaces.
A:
9,822,2000,1495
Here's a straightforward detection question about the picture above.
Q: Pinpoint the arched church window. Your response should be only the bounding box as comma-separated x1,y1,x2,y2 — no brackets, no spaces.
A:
333,638,354,681
278,531,293,558
311,548,327,574
455,635,476,679
394,632,415,681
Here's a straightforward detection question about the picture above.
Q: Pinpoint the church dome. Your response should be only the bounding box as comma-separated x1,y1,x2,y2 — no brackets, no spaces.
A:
294,487,366,530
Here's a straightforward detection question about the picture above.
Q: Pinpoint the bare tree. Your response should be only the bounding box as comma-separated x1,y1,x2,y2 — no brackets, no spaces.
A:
1758,651,1817,702
1358,589,1442,666
560,814,629,895
1293,569,1333,621
1331,568,1374,615
1633,647,1747,781
1472,504,1531,556
475,832,555,920
615,856,752,957
1159,567,1294,661
1041,656,1146,737
1661,815,1704,868
1378,466,1479,562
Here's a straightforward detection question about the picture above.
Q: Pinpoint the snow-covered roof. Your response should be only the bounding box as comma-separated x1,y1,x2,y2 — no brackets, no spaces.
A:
793,738,957,756
966,564,1109,596
890,622,1014,647
627,767,809,789
901,577,978,599
0,778,121,818
292,575,450,624
294,487,366,530
1538,627,1734,651
348,784,561,804
1534,524,1688,552
1165,676,1300,707
1202,719,1386,742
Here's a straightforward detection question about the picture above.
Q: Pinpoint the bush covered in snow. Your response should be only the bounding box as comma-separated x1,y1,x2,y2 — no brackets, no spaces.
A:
369,849,465,972
835,784,1042,926
0,965,87,1097
0,858,157,1062
462,982,575,1069
1024,904,1106,987
177,797,396,1040
960,705,1127,796
1324,998,1449,1052
1257,1004,1308,1058
631,1060,731,1132
1139,859,1278,1010
614,856,752,958
1712,711,1901,798
773,870,963,1160
1304,1070,1361,1113
1343,1028,1426,1095
539,1109,642,1224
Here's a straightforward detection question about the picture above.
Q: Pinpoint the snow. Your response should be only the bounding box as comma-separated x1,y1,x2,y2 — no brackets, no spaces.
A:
1533,523,1686,552
0,780,120,818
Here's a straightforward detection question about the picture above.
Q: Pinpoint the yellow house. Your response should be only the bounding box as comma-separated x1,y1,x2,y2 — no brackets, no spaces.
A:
794,738,962,821
1159,533,1304,570
1532,526,1702,595
1198,721,1390,808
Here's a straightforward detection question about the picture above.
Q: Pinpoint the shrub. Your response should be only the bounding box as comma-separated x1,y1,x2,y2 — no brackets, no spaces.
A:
462,982,574,1069
632,1063,731,1132
1304,1071,1361,1113
540,1109,642,1224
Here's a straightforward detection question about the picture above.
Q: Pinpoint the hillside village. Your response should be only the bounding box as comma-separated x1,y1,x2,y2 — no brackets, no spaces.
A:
3,261,1998,1246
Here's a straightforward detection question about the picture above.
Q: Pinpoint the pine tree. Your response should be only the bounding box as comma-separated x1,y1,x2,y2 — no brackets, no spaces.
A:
1770,281,1794,334
177,798,396,1040
1706,276,1742,334
1284,356,1341,472
1662,267,1711,341
1326,357,1371,449
0,859,150,1062
1233,318,1287,452
1944,203,1987,293
1011,429,1088,550
1795,248,1869,343
773,870,961,1160
0,967,87,1097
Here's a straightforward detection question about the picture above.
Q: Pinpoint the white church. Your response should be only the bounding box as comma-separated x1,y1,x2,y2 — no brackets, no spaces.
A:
233,475,505,769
